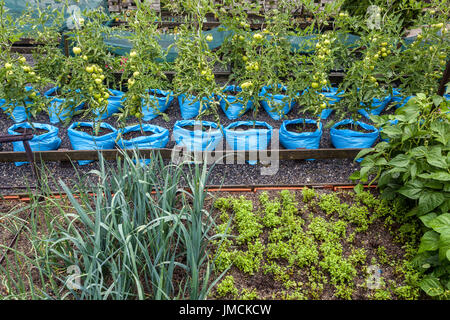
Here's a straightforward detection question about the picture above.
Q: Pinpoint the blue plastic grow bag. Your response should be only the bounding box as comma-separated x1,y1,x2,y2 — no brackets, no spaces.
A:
142,89,174,121
0,86,36,123
224,121,273,165
317,87,345,119
279,119,322,150
93,89,125,121
8,122,61,166
358,94,392,119
68,122,118,165
44,87,85,124
390,88,415,109
173,120,223,152
219,85,254,120
178,94,213,119
259,85,296,120
117,124,169,165
330,119,379,149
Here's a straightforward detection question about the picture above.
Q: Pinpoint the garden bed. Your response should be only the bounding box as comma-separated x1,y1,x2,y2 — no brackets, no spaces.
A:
207,189,423,300
0,188,424,300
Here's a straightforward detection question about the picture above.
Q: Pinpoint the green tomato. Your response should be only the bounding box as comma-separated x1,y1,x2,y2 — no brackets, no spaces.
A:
72,47,81,55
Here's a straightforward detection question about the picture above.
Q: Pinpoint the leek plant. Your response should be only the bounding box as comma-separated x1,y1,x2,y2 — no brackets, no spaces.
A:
0,151,226,300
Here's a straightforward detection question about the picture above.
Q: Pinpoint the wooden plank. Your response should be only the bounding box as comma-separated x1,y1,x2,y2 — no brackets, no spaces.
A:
0,148,363,163
0,134,33,143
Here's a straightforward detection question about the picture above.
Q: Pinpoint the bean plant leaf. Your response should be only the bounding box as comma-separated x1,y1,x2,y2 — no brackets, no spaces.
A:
418,172,450,182
418,230,440,253
398,180,423,199
419,212,438,229
354,148,374,160
439,233,450,262
426,147,447,169
418,191,445,215
353,183,364,194
420,277,444,297
388,154,410,167
430,122,448,145
429,213,450,234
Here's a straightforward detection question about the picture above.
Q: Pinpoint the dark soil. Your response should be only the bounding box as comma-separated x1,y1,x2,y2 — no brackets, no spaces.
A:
74,125,114,136
183,125,218,132
121,130,154,140
285,122,318,133
14,128,49,136
230,125,270,131
335,123,373,134
150,92,167,98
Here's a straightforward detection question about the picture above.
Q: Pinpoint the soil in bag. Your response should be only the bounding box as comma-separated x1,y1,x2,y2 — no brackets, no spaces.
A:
75,125,114,136
335,123,373,134
151,92,167,98
285,122,318,133
14,127,49,136
230,124,270,131
122,130,155,140
183,125,218,132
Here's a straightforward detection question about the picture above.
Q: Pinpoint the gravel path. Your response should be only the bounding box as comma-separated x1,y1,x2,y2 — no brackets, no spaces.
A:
0,55,396,194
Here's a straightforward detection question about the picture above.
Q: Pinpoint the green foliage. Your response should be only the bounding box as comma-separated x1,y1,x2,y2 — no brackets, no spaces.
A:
0,1,49,122
118,3,170,124
352,94,450,298
318,193,347,216
211,188,422,300
302,187,317,203
232,196,263,245
259,191,282,228
0,152,224,300
341,0,427,30
238,288,259,300
216,275,238,298
232,241,264,275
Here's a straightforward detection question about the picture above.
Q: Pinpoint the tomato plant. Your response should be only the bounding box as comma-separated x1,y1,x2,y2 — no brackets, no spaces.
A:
337,9,404,123
172,0,221,122
118,2,171,128
63,8,119,133
0,1,48,124
395,7,449,97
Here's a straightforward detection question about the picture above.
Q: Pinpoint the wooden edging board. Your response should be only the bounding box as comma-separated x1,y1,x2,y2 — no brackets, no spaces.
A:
0,148,364,163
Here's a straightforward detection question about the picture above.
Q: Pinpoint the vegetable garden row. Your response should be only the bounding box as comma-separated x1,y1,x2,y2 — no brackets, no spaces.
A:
0,0,450,301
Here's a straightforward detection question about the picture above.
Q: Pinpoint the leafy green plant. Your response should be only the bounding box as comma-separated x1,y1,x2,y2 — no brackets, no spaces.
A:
216,275,238,298
395,9,449,97
63,8,118,132
118,2,171,127
0,1,49,123
337,20,402,122
172,0,221,122
351,94,450,298
0,152,226,300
